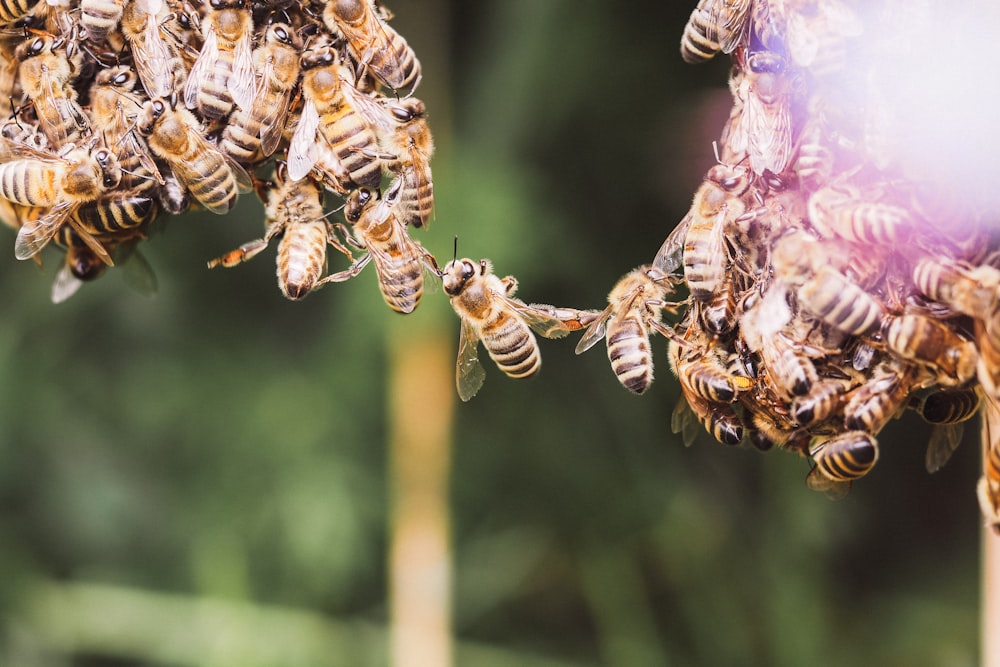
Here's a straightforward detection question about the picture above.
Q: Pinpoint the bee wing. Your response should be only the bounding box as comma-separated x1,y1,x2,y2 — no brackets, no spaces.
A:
925,423,964,474
671,393,700,448
653,212,693,275
228,33,256,113
805,465,851,500
339,73,396,137
184,25,217,110
707,0,752,54
786,12,819,69
746,93,792,175
500,295,572,339
134,18,177,99
456,316,486,402
14,201,76,260
255,60,293,157
66,217,114,267
51,262,84,303
287,99,321,182
574,304,614,354
227,157,255,193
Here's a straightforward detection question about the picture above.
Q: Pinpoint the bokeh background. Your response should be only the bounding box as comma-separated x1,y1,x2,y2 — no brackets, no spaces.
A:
0,1,983,665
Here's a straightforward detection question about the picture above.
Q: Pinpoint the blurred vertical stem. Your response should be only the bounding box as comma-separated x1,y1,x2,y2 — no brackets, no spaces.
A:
986,527,999,666
388,327,455,667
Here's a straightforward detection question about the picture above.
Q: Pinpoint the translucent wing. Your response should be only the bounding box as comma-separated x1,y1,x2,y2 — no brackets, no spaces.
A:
575,304,613,354
746,92,792,175
456,317,486,402
805,465,851,500
133,16,176,100
707,0,752,54
671,393,700,448
925,423,964,474
256,58,293,156
501,295,573,339
653,212,693,275
122,247,158,296
228,32,256,112
14,201,76,260
50,262,84,303
287,100,320,182
184,26,217,110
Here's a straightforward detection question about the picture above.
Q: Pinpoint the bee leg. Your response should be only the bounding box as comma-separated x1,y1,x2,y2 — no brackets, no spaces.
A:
649,318,694,349
314,252,372,286
206,237,270,269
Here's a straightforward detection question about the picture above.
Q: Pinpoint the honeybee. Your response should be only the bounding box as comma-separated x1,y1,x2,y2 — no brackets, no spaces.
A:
884,313,978,387
81,0,125,42
319,180,433,313
51,235,157,303
0,0,39,26
912,256,1000,320
980,396,1000,533
678,0,752,64
672,390,745,446
791,379,846,427
323,0,421,93
575,265,684,395
209,168,353,301
137,96,249,214
441,255,576,402
794,109,834,191
842,358,915,434
806,430,879,499
0,141,122,266
372,97,434,228
913,386,981,474
653,161,751,299
727,49,793,176
668,335,754,404
89,66,163,189
183,0,255,120
220,21,302,164
120,0,189,100
16,34,90,146
807,182,916,246
287,39,382,190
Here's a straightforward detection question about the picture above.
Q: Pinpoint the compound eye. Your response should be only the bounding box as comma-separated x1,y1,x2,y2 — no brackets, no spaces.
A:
461,261,475,281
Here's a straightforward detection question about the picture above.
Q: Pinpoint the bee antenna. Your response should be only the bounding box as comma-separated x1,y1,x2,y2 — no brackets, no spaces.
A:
452,235,458,263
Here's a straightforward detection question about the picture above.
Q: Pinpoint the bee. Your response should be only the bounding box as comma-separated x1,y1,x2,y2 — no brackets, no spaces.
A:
81,0,125,42
320,180,433,313
51,236,157,304
791,379,846,428
807,182,916,246
323,0,421,93
653,161,751,300
912,386,981,473
137,96,249,214
0,0,39,26
807,430,879,499
842,358,915,434
672,390,745,446
0,141,122,266
120,0,189,100
183,0,255,120
728,49,793,176
679,0,752,64
979,396,1000,533
16,35,90,146
441,255,577,401
668,335,754,404
287,39,382,190
794,109,834,191
912,256,1000,320
220,21,302,165
884,313,978,387
373,97,434,228
209,169,353,301
754,0,861,76
575,265,683,395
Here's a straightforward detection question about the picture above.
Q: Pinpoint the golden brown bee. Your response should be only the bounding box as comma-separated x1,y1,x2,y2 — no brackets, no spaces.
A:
323,0,421,93
791,379,846,427
120,0,189,100
320,181,433,313
979,396,1000,533
16,35,90,146
807,182,916,246
575,265,683,395
912,256,1000,320
221,21,302,164
912,386,981,474
0,139,125,266
137,97,249,214
807,430,879,499
669,334,754,404
672,390,745,446
679,0,752,64
81,0,125,42
842,359,915,434
728,49,793,176
0,0,39,26
209,169,353,301
375,97,434,228
183,0,255,120
884,313,978,387
442,256,574,402
654,162,751,300
287,40,382,190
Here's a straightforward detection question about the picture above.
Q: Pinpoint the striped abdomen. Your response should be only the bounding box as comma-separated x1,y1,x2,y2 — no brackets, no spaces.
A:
481,310,540,380
797,266,885,336
74,195,158,234
365,219,423,314
0,0,37,24
81,0,125,42
366,24,421,92
0,160,59,207
319,102,382,189
812,431,878,483
606,313,653,394
277,219,328,301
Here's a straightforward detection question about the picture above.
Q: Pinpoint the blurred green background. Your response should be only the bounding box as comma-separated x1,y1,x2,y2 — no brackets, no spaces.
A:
0,1,983,665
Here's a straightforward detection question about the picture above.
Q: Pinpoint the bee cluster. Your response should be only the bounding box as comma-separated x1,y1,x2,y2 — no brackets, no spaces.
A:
0,0,434,302
622,0,1000,527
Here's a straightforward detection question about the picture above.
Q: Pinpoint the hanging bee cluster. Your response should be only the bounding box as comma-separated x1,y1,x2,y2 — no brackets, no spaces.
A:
0,0,435,302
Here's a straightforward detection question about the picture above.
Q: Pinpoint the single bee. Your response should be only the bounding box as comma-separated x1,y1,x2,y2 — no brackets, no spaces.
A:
728,49,793,176
373,97,434,228
807,430,879,499
679,0,752,64
672,390,745,446
442,255,575,402
221,21,302,165
0,0,39,26
575,265,683,395
209,168,353,301
654,161,751,300
0,141,122,266
808,181,916,246
183,0,255,120
120,0,189,100
791,379,846,427
912,256,1000,321
912,386,981,474
842,359,915,434
884,313,978,387
669,334,754,404
287,39,382,190
81,0,125,42
137,97,249,214
16,35,90,146
323,0,421,93
320,181,434,313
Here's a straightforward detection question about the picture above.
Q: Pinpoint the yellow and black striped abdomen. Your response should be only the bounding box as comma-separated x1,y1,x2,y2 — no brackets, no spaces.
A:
813,431,878,483
0,160,59,207
481,310,539,380
606,313,653,394
319,103,381,189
